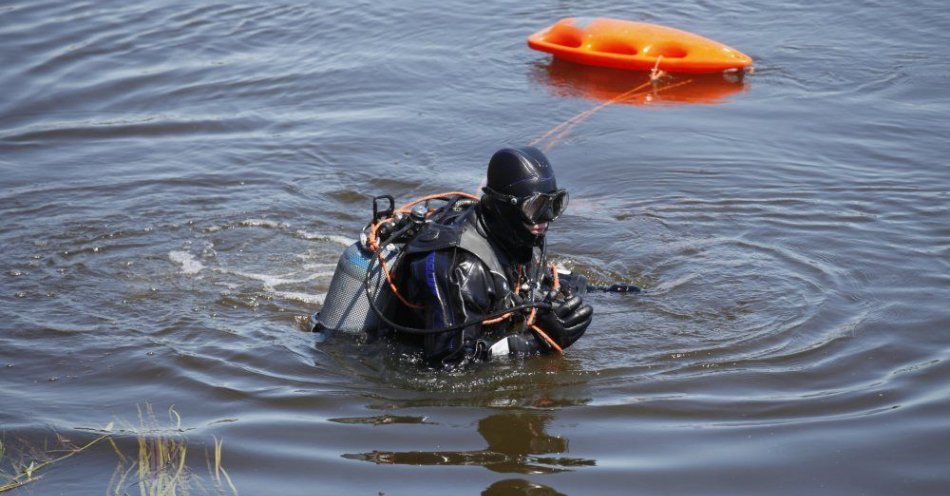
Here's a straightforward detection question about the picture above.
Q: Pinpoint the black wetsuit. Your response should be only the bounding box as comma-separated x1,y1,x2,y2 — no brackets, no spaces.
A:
387,202,560,368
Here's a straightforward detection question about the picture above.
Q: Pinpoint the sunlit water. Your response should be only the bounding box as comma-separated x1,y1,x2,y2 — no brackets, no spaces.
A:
2,0,948,494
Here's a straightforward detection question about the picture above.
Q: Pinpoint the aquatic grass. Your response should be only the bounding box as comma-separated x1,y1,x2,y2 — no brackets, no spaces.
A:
0,432,111,493
0,405,236,495
210,436,238,496
136,406,188,496
109,404,238,496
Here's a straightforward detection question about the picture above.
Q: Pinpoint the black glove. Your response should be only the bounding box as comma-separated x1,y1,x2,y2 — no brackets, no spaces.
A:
536,295,593,349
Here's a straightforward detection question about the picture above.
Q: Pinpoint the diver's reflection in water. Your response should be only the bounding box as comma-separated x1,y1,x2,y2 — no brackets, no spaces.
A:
344,411,595,475
482,478,566,496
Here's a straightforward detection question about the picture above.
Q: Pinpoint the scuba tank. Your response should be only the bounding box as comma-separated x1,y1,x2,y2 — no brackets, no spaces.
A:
312,240,399,334
311,195,429,334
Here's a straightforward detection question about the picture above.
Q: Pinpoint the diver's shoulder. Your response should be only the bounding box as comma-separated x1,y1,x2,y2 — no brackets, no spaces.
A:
403,202,479,254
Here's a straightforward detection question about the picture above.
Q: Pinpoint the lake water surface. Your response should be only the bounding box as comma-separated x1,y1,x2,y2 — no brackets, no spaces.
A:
2,0,949,494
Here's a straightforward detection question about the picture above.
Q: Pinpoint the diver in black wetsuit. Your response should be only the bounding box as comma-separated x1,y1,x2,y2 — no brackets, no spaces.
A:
387,146,593,369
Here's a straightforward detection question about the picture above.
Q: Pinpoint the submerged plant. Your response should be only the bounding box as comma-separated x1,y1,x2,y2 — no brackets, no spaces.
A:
0,405,236,495
109,404,237,496
210,436,238,496
0,432,110,493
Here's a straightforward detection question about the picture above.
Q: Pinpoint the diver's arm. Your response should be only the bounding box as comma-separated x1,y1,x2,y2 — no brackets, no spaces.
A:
407,249,565,365
451,252,571,360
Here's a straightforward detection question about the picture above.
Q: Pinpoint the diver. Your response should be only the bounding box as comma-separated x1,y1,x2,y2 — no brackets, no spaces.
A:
383,146,593,369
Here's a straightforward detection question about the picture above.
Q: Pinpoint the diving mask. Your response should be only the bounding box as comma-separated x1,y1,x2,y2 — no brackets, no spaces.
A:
483,186,569,225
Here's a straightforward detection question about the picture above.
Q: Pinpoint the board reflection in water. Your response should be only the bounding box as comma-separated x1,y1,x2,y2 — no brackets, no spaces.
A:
531,59,748,107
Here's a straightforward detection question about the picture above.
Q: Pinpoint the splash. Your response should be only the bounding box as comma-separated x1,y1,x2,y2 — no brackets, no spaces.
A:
168,250,204,274
226,269,334,305
294,230,353,246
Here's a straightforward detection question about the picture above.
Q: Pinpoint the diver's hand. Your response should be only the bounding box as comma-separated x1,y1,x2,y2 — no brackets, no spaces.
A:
536,295,593,349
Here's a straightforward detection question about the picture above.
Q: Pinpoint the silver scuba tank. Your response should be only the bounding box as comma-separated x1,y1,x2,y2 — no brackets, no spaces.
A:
312,195,444,334
313,239,400,334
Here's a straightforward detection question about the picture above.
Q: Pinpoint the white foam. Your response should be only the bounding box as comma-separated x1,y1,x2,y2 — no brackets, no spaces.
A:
299,261,337,270
270,290,326,306
295,230,353,246
228,270,335,289
169,250,204,274
652,272,699,294
239,219,289,229
234,269,334,306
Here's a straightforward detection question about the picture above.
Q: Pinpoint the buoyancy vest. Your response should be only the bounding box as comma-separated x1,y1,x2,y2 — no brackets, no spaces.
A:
403,202,513,298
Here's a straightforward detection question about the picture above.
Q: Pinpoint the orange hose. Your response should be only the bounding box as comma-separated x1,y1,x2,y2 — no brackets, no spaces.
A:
524,306,563,352
396,191,479,215
523,265,566,353
482,313,513,325
367,192,482,312
530,324,563,353
375,250,422,310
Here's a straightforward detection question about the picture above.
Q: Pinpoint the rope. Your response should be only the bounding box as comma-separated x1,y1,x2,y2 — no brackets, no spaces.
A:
529,79,653,150
530,57,694,152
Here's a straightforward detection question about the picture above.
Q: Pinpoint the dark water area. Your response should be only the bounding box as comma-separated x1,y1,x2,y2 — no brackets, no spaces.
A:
2,0,949,494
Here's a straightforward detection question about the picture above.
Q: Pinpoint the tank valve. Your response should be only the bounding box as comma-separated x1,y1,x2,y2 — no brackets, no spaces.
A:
410,204,428,224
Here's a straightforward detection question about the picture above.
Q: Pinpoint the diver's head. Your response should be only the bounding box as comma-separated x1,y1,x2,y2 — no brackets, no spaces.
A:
480,146,569,250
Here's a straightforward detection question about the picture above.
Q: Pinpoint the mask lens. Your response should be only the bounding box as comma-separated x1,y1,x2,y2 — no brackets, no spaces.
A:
520,194,547,223
551,190,569,219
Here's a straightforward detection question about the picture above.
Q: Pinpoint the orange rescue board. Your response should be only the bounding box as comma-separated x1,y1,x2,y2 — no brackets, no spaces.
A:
528,18,753,74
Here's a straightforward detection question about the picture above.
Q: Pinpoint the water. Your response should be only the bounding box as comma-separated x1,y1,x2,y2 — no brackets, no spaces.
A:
2,0,948,494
